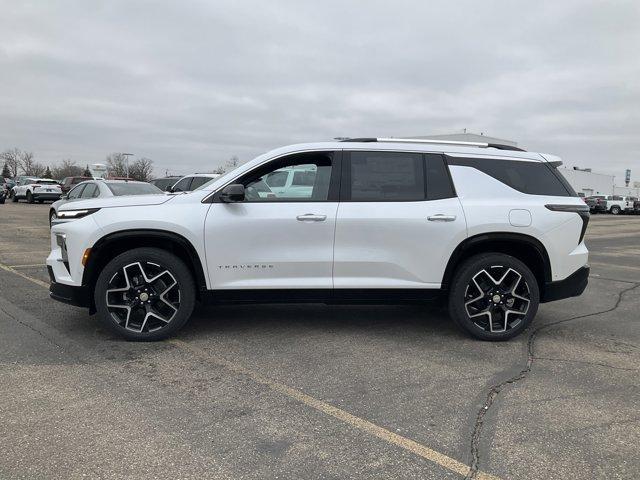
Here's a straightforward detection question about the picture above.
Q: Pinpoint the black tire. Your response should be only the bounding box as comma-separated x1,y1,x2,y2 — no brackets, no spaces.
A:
49,210,57,227
448,253,539,341
37,199,43,204
26,191,34,204
12,192,18,202
94,247,196,341
610,205,621,215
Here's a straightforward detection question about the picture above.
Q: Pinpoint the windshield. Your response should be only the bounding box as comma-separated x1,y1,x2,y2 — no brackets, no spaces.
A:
106,183,163,196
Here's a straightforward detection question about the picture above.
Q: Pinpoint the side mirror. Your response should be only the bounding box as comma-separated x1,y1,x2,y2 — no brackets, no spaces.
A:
165,185,173,192
219,184,245,203
61,194,68,200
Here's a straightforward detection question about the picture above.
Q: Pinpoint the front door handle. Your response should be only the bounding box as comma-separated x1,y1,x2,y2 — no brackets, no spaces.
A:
427,214,456,222
296,213,327,222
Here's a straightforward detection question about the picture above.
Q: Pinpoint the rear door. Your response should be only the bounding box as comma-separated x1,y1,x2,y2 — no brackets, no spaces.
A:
333,151,467,289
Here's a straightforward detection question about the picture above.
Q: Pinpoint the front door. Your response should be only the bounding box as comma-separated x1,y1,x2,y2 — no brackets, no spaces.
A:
204,151,340,289
333,151,467,289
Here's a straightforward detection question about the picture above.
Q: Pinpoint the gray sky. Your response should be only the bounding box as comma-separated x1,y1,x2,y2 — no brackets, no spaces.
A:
1,0,639,181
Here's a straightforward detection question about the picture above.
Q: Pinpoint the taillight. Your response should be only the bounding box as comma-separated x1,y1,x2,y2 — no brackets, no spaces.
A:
545,204,590,244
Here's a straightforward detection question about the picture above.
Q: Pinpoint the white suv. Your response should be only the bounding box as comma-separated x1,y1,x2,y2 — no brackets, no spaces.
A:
46,138,590,341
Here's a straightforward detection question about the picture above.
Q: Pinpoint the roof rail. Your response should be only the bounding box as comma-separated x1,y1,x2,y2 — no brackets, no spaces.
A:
340,137,525,152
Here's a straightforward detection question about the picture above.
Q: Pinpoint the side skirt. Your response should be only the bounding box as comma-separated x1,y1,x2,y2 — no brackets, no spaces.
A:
202,288,444,305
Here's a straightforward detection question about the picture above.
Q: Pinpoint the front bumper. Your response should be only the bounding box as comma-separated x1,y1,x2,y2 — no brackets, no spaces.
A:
48,266,91,307
541,265,590,303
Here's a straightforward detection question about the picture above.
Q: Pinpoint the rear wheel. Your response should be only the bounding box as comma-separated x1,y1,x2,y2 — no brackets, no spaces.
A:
610,205,621,215
95,248,196,341
12,191,18,202
448,253,539,341
26,191,34,204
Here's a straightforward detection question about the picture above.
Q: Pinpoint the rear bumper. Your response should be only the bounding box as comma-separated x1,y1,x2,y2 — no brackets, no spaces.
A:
48,266,91,308
541,265,590,303
34,193,62,201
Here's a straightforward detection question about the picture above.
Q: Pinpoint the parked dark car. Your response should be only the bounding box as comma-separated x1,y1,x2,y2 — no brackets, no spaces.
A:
585,195,607,213
633,200,640,214
60,176,92,193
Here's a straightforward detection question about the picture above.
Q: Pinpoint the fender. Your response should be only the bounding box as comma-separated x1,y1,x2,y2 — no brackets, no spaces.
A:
441,232,552,290
83,229,208,293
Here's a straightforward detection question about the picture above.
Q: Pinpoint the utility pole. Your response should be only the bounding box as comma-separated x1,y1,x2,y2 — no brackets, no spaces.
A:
122,153,134,178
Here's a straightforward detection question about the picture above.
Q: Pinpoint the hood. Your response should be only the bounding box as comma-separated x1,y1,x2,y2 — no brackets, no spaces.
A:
58,194,173,211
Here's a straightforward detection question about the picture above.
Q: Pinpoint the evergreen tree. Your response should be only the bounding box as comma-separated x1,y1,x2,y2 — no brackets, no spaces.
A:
44,166,53,178
1,162,10,179
83,165,92,177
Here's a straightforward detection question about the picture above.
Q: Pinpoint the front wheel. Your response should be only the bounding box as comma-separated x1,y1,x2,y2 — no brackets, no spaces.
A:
95,248,196,341
448,253,539,341
610,205,621,215
12,192,18,202
26,191,34,204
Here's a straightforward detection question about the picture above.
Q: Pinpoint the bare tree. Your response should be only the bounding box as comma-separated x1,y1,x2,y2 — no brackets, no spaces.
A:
0,148,21,177
226,155,239,171
211,155,241,175
18,151,44,176
106,153,129,177
51,159,83,179
128,157,154,182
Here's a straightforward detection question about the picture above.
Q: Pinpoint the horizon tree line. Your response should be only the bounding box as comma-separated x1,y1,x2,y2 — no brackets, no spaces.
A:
1,148,241,183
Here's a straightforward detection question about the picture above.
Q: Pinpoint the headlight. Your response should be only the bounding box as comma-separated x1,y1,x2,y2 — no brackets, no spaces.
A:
57,208,100,219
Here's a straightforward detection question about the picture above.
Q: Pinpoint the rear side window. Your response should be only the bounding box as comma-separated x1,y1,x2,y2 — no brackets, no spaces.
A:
346,151,425,201
447,157,575,197
425,154,455,200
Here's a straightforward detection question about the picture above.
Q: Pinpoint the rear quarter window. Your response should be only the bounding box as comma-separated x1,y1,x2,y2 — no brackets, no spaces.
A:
447,156,575,197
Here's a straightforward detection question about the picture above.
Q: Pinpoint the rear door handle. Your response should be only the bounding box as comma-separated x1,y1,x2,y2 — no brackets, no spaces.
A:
427,214,456,222
296,213,327,222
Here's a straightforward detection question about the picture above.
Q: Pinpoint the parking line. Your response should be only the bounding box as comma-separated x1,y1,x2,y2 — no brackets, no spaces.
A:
172,339,500,480
0,262,50,288
0,262,500,480
8,263,48,269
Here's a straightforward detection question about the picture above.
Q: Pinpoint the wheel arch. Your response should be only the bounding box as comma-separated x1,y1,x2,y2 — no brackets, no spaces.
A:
441,232,552,294
82,229,208,312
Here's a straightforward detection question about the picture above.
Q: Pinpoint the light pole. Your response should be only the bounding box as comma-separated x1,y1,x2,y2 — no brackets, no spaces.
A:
122,153,134,178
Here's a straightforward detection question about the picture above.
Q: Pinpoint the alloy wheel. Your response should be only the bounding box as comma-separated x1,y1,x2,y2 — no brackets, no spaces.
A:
105,261,181,333
463,265,530,333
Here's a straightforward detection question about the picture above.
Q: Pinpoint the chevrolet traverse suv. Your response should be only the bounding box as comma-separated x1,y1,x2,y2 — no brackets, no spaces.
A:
47,138,589,341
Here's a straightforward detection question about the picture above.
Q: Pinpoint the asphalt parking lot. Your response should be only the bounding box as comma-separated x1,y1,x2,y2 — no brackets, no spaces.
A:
0,202,638,479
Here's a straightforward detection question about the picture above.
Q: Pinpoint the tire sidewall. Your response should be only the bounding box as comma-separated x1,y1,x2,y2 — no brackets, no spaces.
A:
95,247,196,341
448,253,540,341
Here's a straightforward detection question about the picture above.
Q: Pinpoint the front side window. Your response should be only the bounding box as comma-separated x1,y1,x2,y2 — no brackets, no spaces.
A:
172,177,192,192
346,151,425,201
81,183,98,198
190,176,213,190
67,185,85,199
241,152,334,202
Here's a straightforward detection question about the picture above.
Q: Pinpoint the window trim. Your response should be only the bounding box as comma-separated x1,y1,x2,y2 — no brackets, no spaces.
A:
210,150,342,203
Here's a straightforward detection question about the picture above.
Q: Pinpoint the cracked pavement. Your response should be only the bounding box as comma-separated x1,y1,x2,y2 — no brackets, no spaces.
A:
1,203,639,479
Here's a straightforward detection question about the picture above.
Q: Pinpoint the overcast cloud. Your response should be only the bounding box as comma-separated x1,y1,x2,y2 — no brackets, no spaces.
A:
1,0,639,180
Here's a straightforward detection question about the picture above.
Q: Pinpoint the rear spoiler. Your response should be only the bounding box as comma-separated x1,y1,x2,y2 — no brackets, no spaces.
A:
539,153,563,167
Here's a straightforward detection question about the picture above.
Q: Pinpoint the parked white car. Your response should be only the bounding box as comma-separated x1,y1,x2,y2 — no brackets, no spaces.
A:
50,179,163,226
12,178,62,203
47,138,589,342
